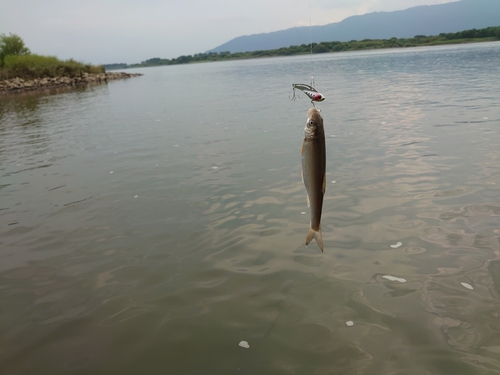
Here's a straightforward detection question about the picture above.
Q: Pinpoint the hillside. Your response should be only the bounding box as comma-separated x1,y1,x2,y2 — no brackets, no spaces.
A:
207,0,500,53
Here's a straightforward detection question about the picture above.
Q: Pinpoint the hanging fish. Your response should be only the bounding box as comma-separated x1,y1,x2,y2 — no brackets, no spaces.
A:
302,107,326,252
290,83,325,107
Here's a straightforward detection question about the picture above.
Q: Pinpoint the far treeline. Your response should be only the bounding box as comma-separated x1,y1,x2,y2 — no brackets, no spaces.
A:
0,33,104,80
104,26,500,70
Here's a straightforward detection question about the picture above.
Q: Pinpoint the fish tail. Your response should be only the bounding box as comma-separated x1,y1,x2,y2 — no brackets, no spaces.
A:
305,225,324,252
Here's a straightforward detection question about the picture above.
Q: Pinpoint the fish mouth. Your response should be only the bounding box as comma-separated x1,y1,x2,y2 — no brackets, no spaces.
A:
307,107,322,117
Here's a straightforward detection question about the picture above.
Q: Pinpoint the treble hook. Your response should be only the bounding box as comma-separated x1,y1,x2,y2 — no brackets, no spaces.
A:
289,86,300,101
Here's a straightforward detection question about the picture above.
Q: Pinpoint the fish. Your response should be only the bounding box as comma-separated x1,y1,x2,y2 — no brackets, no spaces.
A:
301,107,326,252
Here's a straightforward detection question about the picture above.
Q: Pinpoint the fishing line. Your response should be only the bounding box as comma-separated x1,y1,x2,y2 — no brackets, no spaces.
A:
309,0,314,87
289,0,325,108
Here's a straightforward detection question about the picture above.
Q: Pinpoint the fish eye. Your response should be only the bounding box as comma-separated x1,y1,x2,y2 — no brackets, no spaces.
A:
309,121,316,126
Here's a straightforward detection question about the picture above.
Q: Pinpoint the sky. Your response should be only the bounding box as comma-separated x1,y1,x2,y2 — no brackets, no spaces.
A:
0,0,458,65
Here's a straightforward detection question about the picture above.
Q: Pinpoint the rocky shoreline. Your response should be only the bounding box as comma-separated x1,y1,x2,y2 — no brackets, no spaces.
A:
0,71,143,95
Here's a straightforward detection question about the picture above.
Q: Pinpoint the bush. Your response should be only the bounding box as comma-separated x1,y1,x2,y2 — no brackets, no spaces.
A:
3,54,104,79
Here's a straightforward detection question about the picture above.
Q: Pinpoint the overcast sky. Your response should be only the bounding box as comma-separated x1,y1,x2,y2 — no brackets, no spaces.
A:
1,0,457,65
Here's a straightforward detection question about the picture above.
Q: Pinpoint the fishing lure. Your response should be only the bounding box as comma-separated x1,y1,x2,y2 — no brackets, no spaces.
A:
289,83,325,108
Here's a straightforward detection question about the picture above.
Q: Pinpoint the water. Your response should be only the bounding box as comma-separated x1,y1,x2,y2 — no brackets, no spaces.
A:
1,42,500,374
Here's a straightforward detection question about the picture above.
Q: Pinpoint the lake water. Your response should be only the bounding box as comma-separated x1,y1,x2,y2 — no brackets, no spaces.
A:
1,42,500,374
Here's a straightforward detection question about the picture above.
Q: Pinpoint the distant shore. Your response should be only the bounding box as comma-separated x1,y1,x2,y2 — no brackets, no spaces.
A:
104,26,500,70
106,38,499,70
0,71,142,95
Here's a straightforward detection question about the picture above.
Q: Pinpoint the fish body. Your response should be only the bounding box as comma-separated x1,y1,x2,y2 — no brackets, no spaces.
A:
301,107,326,252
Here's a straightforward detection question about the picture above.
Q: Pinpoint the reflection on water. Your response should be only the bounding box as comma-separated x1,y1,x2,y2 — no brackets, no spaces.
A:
1,42,500,374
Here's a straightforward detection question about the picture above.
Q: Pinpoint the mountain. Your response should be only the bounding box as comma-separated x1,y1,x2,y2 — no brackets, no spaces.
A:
207,0,500,53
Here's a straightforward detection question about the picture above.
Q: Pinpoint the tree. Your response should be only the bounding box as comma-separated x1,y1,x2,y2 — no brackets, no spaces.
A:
0,33,30,66
313,43,328,53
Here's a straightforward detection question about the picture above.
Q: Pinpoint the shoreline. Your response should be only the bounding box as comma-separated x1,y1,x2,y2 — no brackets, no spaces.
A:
0,71,143,96
105,37,500,70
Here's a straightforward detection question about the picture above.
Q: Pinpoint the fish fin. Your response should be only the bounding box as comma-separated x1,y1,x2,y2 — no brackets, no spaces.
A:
322,174,326,194
305,225,324,252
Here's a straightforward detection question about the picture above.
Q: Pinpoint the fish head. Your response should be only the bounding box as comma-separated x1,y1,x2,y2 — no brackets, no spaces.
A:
307,107,323,126
305,107,323,138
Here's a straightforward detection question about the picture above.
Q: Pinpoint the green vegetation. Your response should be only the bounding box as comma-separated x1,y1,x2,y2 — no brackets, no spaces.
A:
1,33,105,80
0,33,30,65
3,54,104,80
104,25,500,70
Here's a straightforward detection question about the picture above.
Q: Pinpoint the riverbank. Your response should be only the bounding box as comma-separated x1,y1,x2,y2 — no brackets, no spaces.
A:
0,71,142,95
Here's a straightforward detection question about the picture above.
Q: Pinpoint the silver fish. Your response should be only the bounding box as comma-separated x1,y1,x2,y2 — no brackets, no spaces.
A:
301,107,326,252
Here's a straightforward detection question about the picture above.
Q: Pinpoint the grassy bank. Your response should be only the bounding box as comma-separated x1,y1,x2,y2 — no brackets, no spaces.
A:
104,25,500,70
0,54,105,81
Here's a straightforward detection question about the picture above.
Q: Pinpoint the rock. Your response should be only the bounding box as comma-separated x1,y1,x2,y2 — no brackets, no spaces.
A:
1,71,143,95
